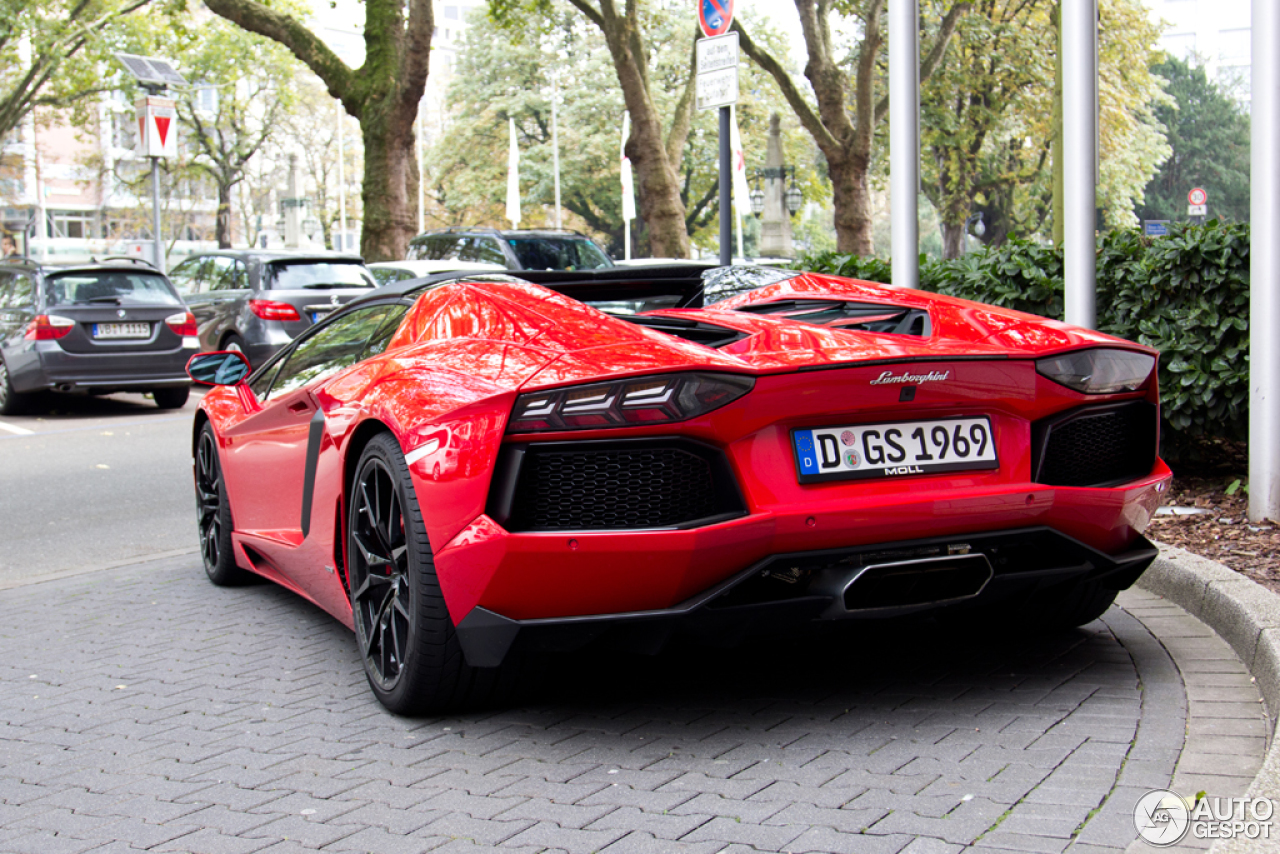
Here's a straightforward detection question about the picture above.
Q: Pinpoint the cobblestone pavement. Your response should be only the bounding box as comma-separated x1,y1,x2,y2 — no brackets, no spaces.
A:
0,555,1266,854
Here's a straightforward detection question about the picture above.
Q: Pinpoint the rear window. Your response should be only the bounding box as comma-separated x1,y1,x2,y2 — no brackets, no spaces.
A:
44,271,182,307
266,261,376,290
507,237,612,271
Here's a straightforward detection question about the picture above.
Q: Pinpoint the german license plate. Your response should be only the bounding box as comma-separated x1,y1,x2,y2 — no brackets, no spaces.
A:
310,311,332,323
93,322,150,339
793,416,998,482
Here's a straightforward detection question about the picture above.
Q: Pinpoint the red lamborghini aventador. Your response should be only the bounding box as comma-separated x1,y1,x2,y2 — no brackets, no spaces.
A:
188,265,1170,714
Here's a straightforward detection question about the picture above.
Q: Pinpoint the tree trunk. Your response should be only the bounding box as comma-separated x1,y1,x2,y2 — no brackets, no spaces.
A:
941,220,965,257
359,99,419,261
203,0,431,264
216,181,234,248
827,149,875,256
592,1,689,259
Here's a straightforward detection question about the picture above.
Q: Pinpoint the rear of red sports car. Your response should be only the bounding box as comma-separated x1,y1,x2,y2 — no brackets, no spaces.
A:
192,267,1170,714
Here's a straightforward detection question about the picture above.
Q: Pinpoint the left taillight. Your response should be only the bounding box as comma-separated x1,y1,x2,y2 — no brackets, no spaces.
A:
165,312,198,337
248,300,301,322
507,372,755,433
24,314,75,340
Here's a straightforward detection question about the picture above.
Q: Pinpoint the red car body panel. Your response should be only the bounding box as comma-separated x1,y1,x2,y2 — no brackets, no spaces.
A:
196,271,1171,651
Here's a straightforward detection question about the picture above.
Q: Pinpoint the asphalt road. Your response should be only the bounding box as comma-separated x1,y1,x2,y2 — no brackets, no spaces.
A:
0,389,203,587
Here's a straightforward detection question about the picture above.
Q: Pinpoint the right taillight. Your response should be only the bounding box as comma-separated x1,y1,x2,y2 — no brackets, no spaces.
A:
24,315,75,340
1036,348,1156,394
248,300,301,322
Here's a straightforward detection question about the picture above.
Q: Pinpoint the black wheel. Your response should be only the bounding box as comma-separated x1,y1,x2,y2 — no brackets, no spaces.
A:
222,334,249,367
348,433,497,714
0,356,32,416
154,387,190,409
195,422,249,585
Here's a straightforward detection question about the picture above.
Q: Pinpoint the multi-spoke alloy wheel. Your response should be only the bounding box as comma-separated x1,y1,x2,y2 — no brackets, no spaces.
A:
350,452,413,692
195,423,246,585
347,432,493,714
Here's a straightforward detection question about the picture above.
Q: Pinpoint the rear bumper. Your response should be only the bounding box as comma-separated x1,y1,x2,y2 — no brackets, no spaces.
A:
453,527,1160,668
27,343,192,392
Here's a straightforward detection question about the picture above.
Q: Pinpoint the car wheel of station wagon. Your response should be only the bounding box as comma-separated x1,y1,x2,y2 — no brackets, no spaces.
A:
348,433,490,715
195,423,248,586
154,387,190,410
0,357,32,416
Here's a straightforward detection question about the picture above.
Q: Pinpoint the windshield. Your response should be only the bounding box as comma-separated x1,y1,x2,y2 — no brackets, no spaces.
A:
507,237,613,271
44,271,182,307
266,261,376,290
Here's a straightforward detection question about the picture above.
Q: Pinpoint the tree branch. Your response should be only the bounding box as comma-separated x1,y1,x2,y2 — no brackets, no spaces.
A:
731,18,836,152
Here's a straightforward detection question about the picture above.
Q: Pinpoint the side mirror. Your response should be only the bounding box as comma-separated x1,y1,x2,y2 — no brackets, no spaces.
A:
187,351,251,386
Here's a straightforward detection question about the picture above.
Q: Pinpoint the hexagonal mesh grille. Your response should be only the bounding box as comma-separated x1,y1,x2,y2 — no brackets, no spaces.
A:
511,447,717,530
1038,403,1155,487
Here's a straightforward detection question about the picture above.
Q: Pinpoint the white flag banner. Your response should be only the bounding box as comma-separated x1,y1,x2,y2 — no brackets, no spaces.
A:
729,105,751,214
621,112,636,222
506,117,521,227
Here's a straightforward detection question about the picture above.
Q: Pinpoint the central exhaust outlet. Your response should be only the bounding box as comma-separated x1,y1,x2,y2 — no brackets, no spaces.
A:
842,553,993,612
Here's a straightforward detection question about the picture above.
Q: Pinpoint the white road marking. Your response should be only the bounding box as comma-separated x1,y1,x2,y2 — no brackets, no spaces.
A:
0,420,33,435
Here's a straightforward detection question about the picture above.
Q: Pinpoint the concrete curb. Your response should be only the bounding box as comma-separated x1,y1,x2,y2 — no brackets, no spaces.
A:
1136,543,1280,852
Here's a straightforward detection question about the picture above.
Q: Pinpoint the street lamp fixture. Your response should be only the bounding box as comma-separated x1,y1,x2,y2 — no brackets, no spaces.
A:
752,166,802,218
749,179,765,216
963,211,986,253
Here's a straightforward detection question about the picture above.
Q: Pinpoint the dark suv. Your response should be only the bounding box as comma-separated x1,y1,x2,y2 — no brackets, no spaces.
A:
167,250,377,367
406,228,614,271
0,257,195,414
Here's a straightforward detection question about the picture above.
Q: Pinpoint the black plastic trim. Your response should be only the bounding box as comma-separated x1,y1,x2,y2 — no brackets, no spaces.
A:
1031,399,1157,487
487,436,747,532
300,408,325,538
452,527,1159,668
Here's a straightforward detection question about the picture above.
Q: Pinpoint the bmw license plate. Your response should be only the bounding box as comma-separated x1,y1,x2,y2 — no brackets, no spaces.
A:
793,416,998,483
93,322,150,339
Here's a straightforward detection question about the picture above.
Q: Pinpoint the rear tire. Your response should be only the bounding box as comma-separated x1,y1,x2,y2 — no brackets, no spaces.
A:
195,422,250,586
0,356,32,416
154,387,190,409
222,334,248,367
348,432,501,714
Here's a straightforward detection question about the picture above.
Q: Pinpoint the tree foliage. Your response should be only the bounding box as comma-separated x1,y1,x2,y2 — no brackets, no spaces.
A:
0,0,156,140
733,0,967,256
204,0,432,261
920,0,1170,257
434,3,807,257
1136,56,1250,225
118,10,303,247
486,0,699,258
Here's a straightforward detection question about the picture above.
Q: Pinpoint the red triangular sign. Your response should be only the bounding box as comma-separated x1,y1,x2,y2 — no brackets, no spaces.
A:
155,116,171,148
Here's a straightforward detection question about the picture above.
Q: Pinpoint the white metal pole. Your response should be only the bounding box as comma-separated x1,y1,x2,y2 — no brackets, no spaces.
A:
889,0,919,290
1251,0,1280,521
552,72,562,230
151,156,164,273
1063,0,1097,329
337,101,347,251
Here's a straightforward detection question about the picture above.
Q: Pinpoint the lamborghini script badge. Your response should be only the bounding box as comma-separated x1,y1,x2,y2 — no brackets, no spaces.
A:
869,369,950,385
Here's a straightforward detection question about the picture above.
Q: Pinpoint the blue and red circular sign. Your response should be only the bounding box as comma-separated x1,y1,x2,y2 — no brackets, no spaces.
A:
699,0,734,38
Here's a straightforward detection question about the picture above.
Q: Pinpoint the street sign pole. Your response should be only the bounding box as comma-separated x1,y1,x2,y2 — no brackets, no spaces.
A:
697,0,735,266
151,157,163,273
719,106,731,266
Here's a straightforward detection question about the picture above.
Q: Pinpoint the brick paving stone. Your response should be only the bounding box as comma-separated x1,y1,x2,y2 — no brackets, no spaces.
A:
0,559,1268,854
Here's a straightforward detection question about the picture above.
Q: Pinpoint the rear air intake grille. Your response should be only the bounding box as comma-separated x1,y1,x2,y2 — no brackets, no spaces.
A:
492,439,746,531
1033,401,1157,488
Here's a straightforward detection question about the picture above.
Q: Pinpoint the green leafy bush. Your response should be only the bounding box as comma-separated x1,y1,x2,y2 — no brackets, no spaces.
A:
793,220,1251,447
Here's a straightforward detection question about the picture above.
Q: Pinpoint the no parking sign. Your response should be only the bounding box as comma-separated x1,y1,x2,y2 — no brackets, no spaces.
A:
698,0,734,37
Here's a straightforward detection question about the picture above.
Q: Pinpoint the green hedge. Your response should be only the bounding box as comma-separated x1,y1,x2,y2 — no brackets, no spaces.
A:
795,221,1251,447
